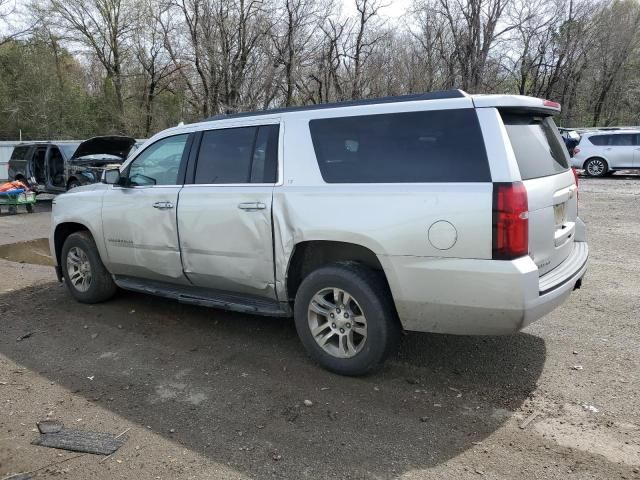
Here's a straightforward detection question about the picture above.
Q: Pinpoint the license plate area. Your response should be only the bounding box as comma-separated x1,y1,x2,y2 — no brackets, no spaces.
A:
554,202,567,227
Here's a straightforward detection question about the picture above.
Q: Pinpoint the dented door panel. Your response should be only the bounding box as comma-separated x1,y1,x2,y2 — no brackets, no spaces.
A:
101,186,189,284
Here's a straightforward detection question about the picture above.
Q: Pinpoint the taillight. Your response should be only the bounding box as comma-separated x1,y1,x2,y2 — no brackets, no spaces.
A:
492,182,529,260
543,99,561,109
573,147,581,155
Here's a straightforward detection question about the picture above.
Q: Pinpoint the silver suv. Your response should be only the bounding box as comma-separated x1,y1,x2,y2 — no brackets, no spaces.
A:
570,129,640,176
50,91,588,375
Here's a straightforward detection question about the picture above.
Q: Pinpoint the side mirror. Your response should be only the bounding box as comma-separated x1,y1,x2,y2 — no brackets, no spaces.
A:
103,169,121,185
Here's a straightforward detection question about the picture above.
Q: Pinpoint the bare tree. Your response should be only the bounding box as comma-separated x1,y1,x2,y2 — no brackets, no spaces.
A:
348,0,387,98
46,0,133,129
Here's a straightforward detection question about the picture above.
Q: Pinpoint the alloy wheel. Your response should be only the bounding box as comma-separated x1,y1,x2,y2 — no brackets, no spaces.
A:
66,246,92,292
587,159,605,176
308,287,368,358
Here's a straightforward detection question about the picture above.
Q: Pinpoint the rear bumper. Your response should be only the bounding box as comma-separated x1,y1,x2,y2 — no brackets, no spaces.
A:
380,241,588,335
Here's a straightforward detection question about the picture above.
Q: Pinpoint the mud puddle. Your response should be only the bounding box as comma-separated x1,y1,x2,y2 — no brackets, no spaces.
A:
0,238,53,266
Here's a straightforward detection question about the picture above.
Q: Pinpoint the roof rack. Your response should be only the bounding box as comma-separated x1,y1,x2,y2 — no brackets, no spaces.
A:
205,89,467,121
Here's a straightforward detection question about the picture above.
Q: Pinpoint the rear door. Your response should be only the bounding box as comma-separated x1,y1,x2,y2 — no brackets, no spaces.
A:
501,112,577,276
177,123,280,299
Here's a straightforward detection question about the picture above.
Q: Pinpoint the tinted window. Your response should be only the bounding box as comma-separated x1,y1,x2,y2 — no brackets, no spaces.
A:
250,125,279,183
610,134,635,146
195,127,256,184
128,134,188,186
10,146,30,161
194,125,279,184
309,109,490,183
588,135,609,146
501,113,569,180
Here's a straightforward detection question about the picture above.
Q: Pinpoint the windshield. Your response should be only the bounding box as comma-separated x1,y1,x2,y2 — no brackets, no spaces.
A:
59,143,80,159
501,112,569,180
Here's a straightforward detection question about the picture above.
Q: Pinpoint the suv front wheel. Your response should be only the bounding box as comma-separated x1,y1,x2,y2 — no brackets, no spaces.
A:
61,231,117,303
294,262,400,376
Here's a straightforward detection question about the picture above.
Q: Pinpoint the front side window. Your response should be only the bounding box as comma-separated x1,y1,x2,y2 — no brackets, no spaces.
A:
128,134,188,186
609,134,635,146
309,109,490,183
194,124,279,184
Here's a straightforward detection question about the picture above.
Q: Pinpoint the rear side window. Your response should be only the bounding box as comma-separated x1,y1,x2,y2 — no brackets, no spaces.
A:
10,146,30,161
501,112,569,180
194,125,279,184
309,109,490,183
588,135,609,146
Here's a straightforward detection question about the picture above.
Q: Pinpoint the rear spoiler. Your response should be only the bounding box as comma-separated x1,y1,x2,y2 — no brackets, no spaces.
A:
471,94,561,115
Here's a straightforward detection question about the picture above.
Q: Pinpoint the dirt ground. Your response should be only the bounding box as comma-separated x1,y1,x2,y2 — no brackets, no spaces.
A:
0,177,639,480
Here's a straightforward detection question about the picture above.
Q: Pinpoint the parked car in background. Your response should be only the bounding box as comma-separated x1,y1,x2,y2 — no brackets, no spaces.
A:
50,91,587,375
8,141,80,193
67,136,138,188
8,136,137,193
571,129,640,176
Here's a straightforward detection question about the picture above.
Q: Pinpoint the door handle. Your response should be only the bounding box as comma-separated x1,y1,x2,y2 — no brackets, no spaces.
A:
238,202,266,211
153,201,174,210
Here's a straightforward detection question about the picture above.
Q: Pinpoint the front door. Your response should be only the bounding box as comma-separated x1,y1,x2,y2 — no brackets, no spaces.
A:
606,133,635,168
177,123,280,299
101,133,191,284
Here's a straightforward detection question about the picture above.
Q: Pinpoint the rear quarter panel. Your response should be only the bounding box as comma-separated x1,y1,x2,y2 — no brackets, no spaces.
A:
273,101,494,298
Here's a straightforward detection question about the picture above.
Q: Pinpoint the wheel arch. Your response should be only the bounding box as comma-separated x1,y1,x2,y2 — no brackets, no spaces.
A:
66,176,80,189
285,240,390,302
53,222,92,266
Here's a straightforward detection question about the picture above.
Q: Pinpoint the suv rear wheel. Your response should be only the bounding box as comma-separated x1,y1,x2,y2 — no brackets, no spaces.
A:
294,262,400,376
61,231,117,303
584,157,608,177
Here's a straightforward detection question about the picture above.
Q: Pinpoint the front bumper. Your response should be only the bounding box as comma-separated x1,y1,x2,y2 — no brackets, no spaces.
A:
380,241,588,335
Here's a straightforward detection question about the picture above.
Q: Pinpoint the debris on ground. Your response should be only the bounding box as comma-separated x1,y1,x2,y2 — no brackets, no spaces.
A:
303,399,313,407
2,474,32,480
32,421,127,455
519,411,541,429
16,332,34,342
582,404,599,413
571,365,583,370
37,420,63,434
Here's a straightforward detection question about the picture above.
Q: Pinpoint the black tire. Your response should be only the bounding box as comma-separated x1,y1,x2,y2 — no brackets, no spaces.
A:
61,231,117,303
294,262,400,376
25,204,34,213
67,179,81,190
584,157,608,177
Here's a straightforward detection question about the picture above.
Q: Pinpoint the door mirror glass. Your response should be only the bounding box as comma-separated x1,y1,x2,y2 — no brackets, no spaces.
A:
103,169,121,185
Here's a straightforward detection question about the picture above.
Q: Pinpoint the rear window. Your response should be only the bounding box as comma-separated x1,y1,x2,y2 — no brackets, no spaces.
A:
501,112,569,180
309,109,490,183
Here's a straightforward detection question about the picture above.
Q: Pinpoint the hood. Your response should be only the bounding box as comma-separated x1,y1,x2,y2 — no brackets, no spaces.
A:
71,136,136,161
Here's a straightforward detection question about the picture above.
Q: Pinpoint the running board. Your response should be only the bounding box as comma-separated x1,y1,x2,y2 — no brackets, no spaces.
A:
113,276,292,317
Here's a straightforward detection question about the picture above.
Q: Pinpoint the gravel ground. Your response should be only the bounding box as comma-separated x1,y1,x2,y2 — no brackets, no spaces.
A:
0,177,639,480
